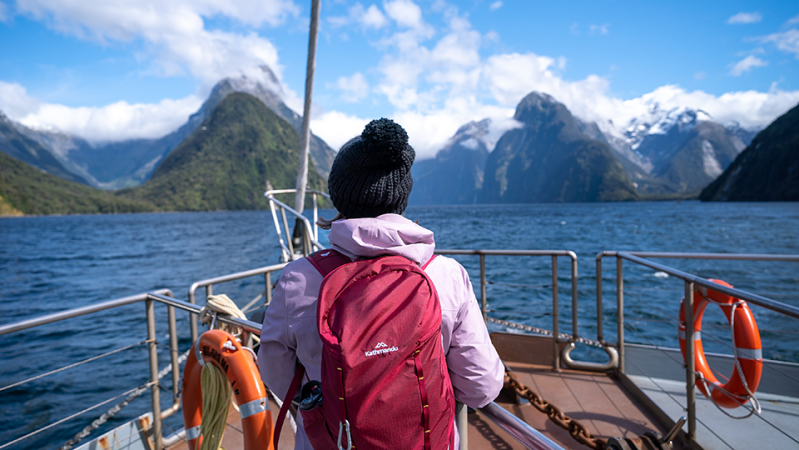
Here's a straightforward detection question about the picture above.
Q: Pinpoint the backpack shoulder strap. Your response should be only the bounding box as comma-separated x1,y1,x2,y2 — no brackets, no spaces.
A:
273,365,305,449
307,249,351,277
421,254,437,270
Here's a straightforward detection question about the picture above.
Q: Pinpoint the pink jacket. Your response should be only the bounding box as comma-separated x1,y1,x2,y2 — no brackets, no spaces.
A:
258,214,504,449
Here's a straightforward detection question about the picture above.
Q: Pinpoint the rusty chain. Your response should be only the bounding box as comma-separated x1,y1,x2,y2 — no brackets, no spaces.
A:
504,369,608,450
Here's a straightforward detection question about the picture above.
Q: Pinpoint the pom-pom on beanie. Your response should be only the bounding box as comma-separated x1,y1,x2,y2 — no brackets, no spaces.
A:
328,118,415,219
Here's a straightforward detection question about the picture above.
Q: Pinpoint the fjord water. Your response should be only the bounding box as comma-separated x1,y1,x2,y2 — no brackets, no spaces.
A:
1,202,798,448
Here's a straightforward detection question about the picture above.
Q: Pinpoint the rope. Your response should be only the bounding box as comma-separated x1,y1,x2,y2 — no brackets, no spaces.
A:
200,294,259,344
689,291,761,419
199,363,233,450
0,341,147,394
58,349,191,450
1,384,153,450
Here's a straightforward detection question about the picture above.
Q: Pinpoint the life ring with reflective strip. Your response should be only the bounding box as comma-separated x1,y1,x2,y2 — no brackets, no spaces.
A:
182,329,274,449
678,279,762,409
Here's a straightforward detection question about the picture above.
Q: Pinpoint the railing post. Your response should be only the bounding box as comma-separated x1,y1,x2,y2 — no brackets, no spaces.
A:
552,255,560,371
313,192,319,242
596,256,604,344
188,290,198,343
265,272,273,307
167,305,180,415
146,298,162,450
685,281,697,441
480,253,487,322
616,257,624,373
570,256,578,339
206,285,213,300
456,401,468,450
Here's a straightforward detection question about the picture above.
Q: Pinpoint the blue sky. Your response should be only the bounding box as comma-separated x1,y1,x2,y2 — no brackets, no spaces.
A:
1,0,798,158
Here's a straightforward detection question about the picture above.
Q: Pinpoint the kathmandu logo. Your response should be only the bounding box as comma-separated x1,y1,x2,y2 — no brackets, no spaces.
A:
321,252,331,257
365,342,399,357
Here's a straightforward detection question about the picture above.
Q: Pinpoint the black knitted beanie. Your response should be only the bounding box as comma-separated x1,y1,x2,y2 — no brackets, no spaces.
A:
328,118,415,219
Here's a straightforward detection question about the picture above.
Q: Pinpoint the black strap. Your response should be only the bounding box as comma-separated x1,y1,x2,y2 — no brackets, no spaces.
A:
273,365,305,449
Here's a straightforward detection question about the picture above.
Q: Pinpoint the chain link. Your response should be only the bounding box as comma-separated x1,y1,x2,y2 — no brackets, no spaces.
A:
487,317,605,348
504,369,607,450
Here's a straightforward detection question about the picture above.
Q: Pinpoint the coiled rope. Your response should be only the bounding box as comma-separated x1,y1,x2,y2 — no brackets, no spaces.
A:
199,363,233,450
61,293,257,450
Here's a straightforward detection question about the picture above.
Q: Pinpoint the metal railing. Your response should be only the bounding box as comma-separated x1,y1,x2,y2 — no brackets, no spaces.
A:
147,293,565,450
595,251,799,444
187,263,287,342
265,189,329,262
436,249,617,372
0,288,564,450
0,290,180,450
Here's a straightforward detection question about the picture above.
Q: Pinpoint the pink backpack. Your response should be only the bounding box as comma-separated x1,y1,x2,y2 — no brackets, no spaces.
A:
275,249,455,450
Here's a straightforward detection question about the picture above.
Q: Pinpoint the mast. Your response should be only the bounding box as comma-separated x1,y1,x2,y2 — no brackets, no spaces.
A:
294,0,321,215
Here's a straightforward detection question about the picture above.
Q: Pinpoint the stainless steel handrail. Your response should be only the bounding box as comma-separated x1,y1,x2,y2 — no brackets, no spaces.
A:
595,250,799,444
265,189,330,261
187,263,287,342
0,289,178,450
149,292,564,450
479,402,565,450
436,249,617,372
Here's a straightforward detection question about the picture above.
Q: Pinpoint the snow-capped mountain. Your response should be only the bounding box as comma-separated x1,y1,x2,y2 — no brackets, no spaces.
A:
0,68,337,189
601,105,756,194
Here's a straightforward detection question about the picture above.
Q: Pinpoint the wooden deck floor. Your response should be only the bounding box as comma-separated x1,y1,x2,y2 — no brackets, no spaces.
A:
169,333,681,449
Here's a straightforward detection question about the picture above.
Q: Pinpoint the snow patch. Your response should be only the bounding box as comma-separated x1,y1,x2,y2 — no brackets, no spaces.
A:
701,140,723,178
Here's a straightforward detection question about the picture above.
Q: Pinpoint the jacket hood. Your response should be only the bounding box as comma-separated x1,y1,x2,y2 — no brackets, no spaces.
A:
328,214,435,265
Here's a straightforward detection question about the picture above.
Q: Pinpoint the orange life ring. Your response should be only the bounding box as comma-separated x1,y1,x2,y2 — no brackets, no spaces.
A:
678,279,762,409
182,329,274,450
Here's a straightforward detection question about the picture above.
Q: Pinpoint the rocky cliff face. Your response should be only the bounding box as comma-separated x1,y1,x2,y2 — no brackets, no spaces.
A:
478,92,637,203
410,119,491,205
700,102,799,201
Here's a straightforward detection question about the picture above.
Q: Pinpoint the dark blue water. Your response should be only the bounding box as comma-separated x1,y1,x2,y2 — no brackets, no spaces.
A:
1,202,798,449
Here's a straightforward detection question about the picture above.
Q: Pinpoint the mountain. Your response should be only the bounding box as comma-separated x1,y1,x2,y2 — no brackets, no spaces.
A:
118,92,326,211
410,119,491,205
0,68,336,190
603,107,752,195
0,151,151,215
0,112,89,185
479,92,638,203
700,102,799,201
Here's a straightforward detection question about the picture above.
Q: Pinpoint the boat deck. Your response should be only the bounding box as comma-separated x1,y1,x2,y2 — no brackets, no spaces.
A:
168,333,686,450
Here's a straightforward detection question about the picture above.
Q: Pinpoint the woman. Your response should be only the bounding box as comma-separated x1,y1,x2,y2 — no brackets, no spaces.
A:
258,118,504,449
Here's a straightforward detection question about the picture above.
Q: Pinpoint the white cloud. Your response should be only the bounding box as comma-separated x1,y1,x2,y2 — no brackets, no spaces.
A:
788,14,799,25
727,12,762,24
761,29,799,59
330,3,388,29
0,81,41,119
490,1,502,12
336,72,370,102
729,55,768,76
361,4,388,28
0,2,8,22
310,111,369,151
694,71,706,80
0,81,203,142
384,0,425,30
589,23,609,35
13,0,297,89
